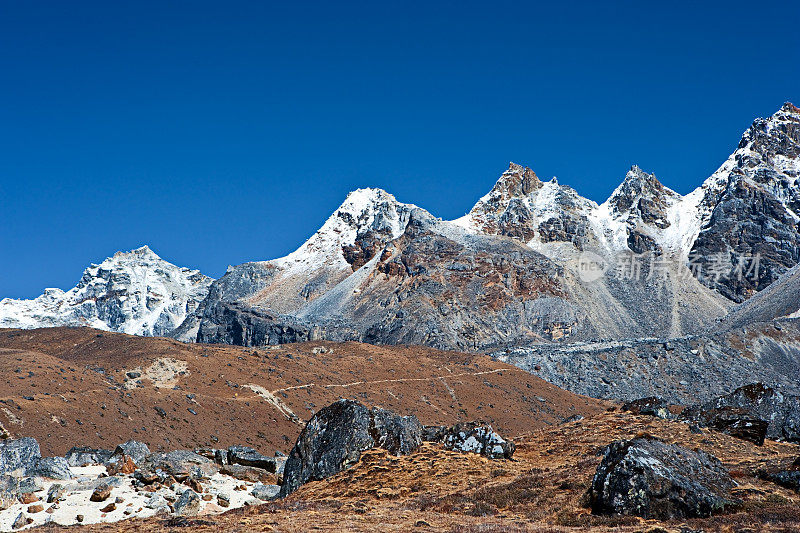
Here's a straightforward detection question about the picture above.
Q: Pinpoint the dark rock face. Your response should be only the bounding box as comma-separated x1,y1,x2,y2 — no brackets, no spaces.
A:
690,103,800,302
197,301,316,346
679,406,769,445
758,457,800,493
225,446,276,473
761,470,800,493
278,399,422,497
621,397,674,419
0,438,40,477
681,383,800,444
422,422,514,460
590,437,736,519
65,447,113,467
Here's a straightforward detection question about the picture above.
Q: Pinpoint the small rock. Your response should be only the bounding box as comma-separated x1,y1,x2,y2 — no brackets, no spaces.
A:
17,477,42,495
621,397,674,419
174,489,202,516
217,493,230,507
106,454,136,475
144,493,168,510
251,483,280,501
220,463,275,483
76,514,84,522
100,502,116,513
139,450,218,481
20,493,38,504
27,503,44,513
202,493,213,501
426,422,515,459
12,512,32,529
90,483,113,502
47,483,65,503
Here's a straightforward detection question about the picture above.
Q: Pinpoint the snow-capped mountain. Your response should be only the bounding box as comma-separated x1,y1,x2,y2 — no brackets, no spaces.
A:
171,188,419,342
180,102,799,350
0,246,214,336
688,102,800,301
456,103,800,294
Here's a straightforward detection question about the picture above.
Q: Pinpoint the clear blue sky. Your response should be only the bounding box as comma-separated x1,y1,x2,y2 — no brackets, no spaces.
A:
1,1,798,298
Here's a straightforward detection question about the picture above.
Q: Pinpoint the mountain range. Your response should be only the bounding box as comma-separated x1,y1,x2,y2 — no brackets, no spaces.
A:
2,103,799,352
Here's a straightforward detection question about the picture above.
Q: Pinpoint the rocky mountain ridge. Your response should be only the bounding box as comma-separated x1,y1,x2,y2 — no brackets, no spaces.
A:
0,247,213,337
178,104,800,349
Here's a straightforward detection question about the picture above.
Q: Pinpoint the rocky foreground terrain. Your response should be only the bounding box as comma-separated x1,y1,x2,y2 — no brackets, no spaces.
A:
0,329,797,531
8,407,797,532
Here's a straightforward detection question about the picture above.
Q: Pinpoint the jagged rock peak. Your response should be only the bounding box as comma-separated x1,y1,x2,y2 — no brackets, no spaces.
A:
113,245,159,259
490,162,544,198
781,101,799,114
606,165,679,215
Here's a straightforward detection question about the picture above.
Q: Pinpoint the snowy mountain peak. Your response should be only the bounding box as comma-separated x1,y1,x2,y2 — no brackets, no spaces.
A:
274,187,418,270
115,245,158,259
0,247,214,336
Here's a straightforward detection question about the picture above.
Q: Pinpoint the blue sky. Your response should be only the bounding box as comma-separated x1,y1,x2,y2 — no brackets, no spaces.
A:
1,1,798,298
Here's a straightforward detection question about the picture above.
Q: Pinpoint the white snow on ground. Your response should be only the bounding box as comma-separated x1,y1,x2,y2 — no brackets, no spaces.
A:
0,465,265,530
0,246,213,337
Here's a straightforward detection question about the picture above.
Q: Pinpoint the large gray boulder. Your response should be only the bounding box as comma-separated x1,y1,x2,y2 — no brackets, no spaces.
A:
112,440,150,466
29,457,73,480
680,383,800,443
65,447,113,467
0,438,40,477
422,422,515,459
590,436,736,519
140,450,219,481
278,399,422,497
